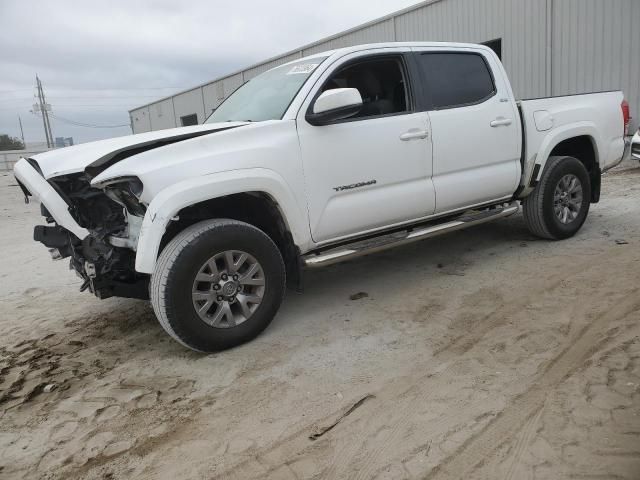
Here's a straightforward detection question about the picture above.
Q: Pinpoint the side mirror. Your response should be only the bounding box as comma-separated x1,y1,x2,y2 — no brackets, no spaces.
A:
306,88,363,126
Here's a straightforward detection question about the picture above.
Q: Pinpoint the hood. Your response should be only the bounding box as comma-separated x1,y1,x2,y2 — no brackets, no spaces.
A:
87,119,299,204
29,122,248,179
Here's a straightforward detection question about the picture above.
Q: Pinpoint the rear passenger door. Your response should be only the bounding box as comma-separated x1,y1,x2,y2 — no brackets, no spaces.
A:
412,47,521,213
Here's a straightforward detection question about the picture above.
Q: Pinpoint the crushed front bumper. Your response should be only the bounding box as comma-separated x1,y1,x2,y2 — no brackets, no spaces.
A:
13,158,149,300
13,158,89,240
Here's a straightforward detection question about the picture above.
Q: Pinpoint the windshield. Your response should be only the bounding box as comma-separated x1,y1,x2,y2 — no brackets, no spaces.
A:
205,57,327,123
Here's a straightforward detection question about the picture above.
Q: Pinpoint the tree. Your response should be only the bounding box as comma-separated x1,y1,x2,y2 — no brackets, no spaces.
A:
0,134,25,151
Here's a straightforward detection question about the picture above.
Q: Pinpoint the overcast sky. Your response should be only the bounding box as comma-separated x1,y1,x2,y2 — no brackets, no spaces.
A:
0,0,420,145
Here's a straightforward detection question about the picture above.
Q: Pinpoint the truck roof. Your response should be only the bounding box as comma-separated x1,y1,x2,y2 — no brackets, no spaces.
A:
307,41,491,58
290,41,490,60
282,42,494,68
130,42,493,113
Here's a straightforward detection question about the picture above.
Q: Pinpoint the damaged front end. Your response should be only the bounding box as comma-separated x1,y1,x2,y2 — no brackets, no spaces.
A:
34,172,149,300
13,124,246,301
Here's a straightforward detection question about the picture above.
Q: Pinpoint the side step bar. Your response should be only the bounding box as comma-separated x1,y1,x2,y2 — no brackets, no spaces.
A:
303,202,519,268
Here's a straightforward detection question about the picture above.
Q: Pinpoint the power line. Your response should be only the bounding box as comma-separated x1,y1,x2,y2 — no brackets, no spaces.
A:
0,97,136,110
49,95,169,99
0,105,38,111
0,86,190,95
0,97,36,103
0,103,139,111
52,104,140,108
0,95,168,103
49,113,129,129
0,88,33,94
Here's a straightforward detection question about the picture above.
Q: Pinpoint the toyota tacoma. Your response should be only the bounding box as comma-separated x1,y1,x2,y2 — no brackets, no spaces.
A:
14,42,630,352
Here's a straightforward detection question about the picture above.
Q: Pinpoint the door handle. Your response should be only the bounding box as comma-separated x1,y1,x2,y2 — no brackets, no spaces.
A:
400,129,429,141
490,117,513,127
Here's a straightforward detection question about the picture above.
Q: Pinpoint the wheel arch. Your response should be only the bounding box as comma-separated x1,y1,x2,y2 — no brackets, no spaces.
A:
164,192,302,289
134,169,308,285
531,126,602,202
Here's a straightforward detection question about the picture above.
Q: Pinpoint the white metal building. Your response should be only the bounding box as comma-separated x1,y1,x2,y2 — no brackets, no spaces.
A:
130,0,640,134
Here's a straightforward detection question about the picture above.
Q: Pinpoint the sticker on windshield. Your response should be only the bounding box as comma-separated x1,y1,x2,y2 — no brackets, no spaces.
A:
287,63,319,75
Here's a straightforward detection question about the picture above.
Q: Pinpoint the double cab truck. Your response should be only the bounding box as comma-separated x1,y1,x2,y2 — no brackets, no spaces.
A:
14,42,629,352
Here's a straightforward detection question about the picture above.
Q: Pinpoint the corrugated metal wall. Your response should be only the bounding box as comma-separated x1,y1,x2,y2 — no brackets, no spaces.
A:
149,98,176,130
169,87,206,126
131,0,640,134
551,0,640,130
394,0,548,99
130,105,151,132
202,73,244,115
301,18,396,56
244,51,303,81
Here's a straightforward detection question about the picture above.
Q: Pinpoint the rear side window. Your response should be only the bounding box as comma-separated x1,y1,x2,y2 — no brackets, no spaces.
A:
416,52,495,109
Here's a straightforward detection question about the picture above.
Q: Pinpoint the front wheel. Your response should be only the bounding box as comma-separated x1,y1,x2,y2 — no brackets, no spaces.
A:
523,155,591,240
150,219,286,352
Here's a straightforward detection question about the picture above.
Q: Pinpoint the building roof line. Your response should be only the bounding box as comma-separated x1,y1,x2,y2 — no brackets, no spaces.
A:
129,0,443,113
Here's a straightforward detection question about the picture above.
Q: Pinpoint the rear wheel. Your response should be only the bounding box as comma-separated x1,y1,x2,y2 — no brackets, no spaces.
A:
150,219,286,352
523,155,591,240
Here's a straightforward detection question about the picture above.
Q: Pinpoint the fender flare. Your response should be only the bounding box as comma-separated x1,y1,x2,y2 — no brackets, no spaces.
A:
532,122,601,183
134,168,307,274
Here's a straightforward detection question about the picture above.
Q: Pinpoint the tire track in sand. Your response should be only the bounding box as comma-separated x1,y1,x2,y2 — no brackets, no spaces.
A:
333,254,627,480
217,249,625,479
426,291,640,480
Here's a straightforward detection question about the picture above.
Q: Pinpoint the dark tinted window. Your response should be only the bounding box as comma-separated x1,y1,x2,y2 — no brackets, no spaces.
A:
417,53,495,109
321,57,409,120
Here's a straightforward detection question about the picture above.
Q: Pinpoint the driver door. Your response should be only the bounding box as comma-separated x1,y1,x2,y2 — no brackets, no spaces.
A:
296,50,435,244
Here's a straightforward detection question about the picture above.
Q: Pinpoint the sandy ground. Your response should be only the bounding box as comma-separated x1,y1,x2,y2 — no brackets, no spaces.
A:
1,158,639,480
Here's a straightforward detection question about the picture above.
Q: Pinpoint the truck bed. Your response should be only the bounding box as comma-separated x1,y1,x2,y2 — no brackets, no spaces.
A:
517,90,626,194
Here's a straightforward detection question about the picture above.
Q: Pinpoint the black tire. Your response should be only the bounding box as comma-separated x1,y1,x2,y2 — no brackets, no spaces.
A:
150,219,286,352
523,155,591,240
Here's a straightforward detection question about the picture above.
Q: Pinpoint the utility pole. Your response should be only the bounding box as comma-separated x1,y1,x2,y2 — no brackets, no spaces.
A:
40,76,54,147
35,75,54,148
35,76,50,148
18,115,25,147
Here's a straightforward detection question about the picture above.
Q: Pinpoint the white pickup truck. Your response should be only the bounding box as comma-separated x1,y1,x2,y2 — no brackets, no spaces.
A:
14,42,630,352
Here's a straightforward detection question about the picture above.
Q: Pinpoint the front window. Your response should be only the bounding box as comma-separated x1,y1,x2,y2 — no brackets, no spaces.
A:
319,56,410,120
206,57,328,123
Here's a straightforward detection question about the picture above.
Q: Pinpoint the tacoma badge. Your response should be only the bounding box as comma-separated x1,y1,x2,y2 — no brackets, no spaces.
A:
333,180,377,192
